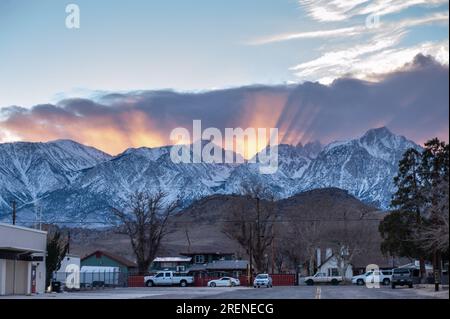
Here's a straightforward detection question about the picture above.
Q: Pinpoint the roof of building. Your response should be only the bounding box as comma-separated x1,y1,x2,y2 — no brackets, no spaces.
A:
180,251,234,256
81,250,137,268
153,257,192,263
188,264,208,272
0,222,47,235
206,260,248,270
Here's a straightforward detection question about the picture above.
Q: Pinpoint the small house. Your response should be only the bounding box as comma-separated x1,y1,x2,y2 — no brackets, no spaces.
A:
151,257,192,272
205,260,249,278
180,251,235,265
81,250,137,275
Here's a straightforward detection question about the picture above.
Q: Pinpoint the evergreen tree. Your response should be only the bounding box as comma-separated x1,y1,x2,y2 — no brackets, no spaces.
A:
380,138,449,285
46,230,69,289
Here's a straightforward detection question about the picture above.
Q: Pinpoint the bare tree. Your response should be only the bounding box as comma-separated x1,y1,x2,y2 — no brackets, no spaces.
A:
222,182,277,273
110,191,179,274
324,210,381,280
415,177,449,253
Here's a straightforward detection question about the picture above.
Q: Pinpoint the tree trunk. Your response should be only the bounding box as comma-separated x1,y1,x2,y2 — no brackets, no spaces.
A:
419,257,426,284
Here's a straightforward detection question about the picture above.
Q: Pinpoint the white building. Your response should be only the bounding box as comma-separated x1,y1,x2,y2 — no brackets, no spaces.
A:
316,248,353,280
53,254,81,286
0,222,47,295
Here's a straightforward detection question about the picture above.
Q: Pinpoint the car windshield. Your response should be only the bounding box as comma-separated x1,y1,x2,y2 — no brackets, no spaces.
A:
365,272,373,276
256,275,268,279
394,268,410,274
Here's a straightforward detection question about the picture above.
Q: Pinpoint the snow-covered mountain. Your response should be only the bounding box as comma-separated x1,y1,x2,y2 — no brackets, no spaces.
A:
298,127,420,208
0,127,420,224
0,140,111,220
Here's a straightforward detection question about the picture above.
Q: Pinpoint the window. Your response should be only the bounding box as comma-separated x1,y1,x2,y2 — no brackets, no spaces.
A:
394,269,410,274
194,255,205,264
164,272,171,277
328,268,339,276
176,266,186,272
156,273,164,278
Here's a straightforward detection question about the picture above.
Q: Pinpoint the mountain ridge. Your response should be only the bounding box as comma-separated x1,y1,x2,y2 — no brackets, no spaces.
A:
0,127,420,224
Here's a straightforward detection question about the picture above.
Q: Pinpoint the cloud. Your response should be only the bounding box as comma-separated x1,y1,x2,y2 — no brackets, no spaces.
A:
249,12,448,45
291,33,449,84
0,55,448,155
298,0,447,22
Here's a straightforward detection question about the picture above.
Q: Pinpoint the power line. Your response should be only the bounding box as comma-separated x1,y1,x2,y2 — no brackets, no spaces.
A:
11,217,383,226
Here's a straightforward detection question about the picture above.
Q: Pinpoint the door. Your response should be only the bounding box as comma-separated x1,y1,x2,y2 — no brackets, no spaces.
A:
31,265,37,293
218,277,231,287
163,272,172,285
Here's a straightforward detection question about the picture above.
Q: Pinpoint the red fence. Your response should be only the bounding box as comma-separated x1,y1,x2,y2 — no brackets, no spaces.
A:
128,275,145,287
271,274,296,286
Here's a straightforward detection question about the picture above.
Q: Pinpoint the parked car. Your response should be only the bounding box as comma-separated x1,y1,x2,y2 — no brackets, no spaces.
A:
351,270,392,286
144,271,194,287
207,277,240,287
253,274,273,288
391,268,414,289
304,272,342,285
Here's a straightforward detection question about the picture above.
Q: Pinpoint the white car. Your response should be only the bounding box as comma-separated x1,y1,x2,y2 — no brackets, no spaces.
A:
352,270,392,286
253,274,273,288
144,271,194,287
304,272,343,285
207,277,240,287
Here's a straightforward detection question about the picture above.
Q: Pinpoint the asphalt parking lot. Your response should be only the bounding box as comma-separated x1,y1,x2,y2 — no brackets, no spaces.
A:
3,285,448,299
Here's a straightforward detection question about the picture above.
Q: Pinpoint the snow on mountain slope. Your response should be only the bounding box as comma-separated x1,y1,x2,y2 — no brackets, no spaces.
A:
0,140,111,218
298,127,420,208
0,128,420,224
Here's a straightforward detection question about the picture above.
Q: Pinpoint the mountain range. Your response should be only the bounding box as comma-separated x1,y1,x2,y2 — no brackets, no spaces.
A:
0,127,420,225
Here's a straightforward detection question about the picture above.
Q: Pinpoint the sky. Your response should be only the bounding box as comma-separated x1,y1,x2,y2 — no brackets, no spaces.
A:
0,0,448,155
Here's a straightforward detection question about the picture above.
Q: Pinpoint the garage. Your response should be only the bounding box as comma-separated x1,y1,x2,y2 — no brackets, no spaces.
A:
0,222,47,296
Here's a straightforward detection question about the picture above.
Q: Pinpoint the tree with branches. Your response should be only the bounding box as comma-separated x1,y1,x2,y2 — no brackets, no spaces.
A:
380,138,449,286
222,182,277,273
110,191,179,274
46,230,69,289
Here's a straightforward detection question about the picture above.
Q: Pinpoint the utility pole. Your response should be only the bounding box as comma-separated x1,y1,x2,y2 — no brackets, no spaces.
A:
271,226,275,274
12,200,16,225
248,223,253,287
67,231,71,254
256,197,260,273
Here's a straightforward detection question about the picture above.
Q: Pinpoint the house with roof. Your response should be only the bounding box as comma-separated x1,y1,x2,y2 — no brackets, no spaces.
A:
205,260,249,278
150,257,192,272
0,222,47,295
314,248,353,280
180,250,235,265
81,250,137,275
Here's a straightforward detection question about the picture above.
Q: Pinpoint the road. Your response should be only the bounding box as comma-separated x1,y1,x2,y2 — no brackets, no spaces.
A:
3,285,448,299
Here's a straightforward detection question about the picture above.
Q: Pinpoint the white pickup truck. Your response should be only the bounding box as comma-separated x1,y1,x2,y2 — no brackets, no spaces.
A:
304,272,343,285
144,271,194,287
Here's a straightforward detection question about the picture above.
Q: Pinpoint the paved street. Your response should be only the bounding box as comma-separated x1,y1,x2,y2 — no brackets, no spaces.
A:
2,285,448,299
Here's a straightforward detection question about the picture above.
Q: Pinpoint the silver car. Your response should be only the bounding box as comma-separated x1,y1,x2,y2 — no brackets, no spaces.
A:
253,274,273,288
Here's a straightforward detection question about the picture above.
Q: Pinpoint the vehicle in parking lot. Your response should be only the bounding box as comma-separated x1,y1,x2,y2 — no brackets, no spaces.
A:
391,268,414,288
253,274,273,288
304,272,343,285
144,271,194,287
207,277,240,287
351,270,392,286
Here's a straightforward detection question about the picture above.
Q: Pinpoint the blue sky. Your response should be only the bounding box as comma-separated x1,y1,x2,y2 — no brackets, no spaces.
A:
0,0,448,108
